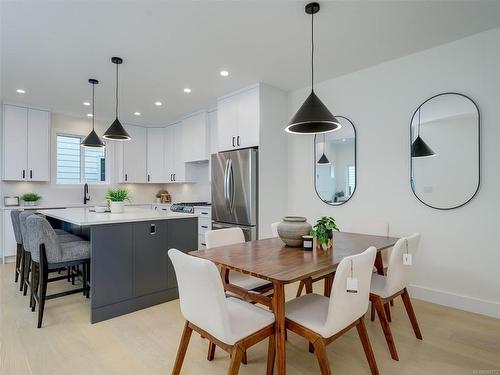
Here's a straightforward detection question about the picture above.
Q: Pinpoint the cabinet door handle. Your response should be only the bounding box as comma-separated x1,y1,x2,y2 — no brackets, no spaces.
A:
30,170,33,179
232,136,235,147
150,224,156,234
173,174,176,181
201,243,206,247
201,225,208,229
147,174,150,182
237,136,240,146
201,212,208,215
22,170,25,179
125,173,128,181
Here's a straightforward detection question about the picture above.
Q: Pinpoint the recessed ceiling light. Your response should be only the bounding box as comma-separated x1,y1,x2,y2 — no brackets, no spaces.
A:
87,113,93,117
220,70,229,77
134,112,141,116
16,89,25,94
183,88,191,93
154,101,163,106
83,101,91,106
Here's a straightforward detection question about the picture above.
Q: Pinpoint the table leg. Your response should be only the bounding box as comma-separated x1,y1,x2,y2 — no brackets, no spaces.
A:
374,252,384,275
273,282,286,375
323,274,333,297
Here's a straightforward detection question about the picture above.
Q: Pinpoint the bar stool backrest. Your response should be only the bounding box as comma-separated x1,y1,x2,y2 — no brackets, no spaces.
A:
26,215,62,264
10,209,23,245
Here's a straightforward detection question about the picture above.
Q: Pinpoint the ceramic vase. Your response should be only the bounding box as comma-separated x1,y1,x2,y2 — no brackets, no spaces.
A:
277,216,312,247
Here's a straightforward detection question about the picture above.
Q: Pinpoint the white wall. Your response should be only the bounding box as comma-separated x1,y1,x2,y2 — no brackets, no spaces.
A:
287,28,500,318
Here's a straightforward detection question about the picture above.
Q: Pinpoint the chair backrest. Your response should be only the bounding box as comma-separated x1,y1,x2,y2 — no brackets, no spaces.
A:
19,211,35,250
349,220,389,237
271,222,280,238
205,227,245,249
168,249,232,343
324,247,377,336
10,210,23,245
26,215,62,264
385,233,420,296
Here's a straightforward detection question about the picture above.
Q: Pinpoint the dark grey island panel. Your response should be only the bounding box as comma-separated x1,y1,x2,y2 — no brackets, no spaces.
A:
90,217,197,323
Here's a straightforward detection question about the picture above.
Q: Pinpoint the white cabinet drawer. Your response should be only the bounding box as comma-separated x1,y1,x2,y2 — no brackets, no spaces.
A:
194,207,211,218
198,234,207,250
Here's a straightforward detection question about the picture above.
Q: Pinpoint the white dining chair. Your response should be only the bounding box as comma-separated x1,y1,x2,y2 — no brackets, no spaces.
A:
369,233,422,361
285,247,379,375
271,222,280,237
168,249,276,375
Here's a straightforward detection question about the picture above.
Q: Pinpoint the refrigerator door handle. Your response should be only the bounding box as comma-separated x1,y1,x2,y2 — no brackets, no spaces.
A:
223,158,230,212
228,158,235,214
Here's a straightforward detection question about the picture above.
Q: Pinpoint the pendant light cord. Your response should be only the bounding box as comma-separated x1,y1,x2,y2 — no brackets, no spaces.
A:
311,10,315,92
417,107,421,137
92,82,95,130
323,133,326,153
115,62,119,118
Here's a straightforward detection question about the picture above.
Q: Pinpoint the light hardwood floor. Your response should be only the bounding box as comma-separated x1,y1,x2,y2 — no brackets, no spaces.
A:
1,263,499,375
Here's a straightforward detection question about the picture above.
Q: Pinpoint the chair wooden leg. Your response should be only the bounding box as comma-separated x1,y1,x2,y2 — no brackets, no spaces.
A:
309,342,315,353
384,302,392,322
356,319,380,375
370,302,375,321
241,350,247,365
207,341,216,361
172,321,193,375
266,334,275,375
312,339,331,375
37,259,48,329
373,297,398,361
228,345,244,375
390,299,394,306
296,281,305,297
401,288,422,340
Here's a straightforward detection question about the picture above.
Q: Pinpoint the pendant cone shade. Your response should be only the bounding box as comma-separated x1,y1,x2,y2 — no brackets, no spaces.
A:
286,91,341,134
104,117,130,140
103,57,131,141
317,153,330,164
412,135,436,158
81,78,105,148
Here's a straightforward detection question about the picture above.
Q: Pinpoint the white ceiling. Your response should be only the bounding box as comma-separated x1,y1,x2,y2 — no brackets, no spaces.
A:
2,1,500,126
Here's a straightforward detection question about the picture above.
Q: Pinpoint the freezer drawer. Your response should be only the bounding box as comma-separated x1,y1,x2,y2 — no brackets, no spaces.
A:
211,221,257,242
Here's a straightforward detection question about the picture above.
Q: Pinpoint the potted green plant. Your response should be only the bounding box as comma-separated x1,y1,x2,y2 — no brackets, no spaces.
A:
105,188,131,213
333,191,345,203
21,192,41,206
310,216,339,250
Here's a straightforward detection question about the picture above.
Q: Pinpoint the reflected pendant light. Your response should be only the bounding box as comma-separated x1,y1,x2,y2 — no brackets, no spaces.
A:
103,57,131,140
411,107,436,158
81,79,105,148
285,2,341,135
317,133,330,164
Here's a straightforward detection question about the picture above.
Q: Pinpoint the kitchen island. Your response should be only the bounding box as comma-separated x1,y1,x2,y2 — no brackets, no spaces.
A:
38,207,198,323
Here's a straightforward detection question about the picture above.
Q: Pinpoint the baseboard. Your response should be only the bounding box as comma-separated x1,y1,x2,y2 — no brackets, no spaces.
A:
408,284,500,319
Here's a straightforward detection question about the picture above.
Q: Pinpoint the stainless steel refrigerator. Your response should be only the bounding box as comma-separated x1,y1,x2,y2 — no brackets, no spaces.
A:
211,148,258,241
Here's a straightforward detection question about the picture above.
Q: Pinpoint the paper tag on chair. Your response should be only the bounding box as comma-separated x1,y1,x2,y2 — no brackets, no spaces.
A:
346,277,358,293
403,253,413,266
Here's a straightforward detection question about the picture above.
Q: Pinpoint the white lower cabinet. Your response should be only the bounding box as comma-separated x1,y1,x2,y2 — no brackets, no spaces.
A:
2,210,18,262
194,206,211,249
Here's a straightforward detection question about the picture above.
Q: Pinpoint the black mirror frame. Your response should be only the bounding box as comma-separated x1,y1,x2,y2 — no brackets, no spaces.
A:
313,116,357,206
409,92,481,210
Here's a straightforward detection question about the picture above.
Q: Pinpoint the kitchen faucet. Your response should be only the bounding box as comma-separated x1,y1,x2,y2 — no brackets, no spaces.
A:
84,183,90,204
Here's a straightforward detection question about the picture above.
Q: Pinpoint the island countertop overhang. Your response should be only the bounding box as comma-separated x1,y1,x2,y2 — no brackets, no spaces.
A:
37,207,197,226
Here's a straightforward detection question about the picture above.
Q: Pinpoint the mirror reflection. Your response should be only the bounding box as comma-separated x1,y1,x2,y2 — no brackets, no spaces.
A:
410,93,480,209
314,116,356,205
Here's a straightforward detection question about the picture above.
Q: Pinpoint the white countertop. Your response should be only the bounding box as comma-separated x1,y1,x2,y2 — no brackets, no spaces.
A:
38,207,196,226
1,202,156,210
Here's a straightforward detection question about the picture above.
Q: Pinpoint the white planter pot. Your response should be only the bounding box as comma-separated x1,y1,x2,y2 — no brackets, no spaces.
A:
109,201,125,213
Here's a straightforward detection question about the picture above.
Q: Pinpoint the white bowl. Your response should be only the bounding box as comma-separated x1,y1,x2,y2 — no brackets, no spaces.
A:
94,206,107,213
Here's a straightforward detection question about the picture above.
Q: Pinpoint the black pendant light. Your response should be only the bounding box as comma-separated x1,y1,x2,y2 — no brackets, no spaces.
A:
103,57,131,141
285,2,341,135
81,79,105,148
317,133,330,164
411,107,436,158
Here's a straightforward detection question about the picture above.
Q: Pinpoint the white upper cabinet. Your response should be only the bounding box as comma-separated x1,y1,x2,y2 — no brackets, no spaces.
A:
181,112,208,162
164,123,186,182
208,109,218,156
146,127,165,183
216,85,260,152
118,124,147,183
3,104,50,181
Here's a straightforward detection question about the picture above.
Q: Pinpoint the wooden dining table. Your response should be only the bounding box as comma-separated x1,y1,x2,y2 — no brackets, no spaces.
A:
190,231,399,375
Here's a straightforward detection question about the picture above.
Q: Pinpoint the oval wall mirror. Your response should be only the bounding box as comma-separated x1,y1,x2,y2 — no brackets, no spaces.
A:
410,93,480,210
314,116,356,205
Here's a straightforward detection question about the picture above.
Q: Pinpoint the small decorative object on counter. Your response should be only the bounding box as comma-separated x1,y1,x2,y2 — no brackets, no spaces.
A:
21,192,41,206
310,216,339,251
105,188,131,213
4,196,20,206
277,216,312,247
302,235,314,250
156,189,171,204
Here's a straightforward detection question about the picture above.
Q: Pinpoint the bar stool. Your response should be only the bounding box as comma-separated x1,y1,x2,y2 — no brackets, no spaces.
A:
26,215,90,328
10,210,24,289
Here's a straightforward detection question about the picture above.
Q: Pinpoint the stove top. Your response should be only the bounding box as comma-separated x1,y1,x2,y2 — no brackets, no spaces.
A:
170,202,211,213
173,202,211,206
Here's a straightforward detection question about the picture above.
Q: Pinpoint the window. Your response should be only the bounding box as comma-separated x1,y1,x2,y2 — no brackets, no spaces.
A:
347,165,356,195
56,134,106,184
